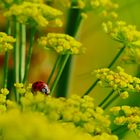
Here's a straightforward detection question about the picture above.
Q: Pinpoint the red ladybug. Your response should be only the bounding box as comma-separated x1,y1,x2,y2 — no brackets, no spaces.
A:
32,81,50,95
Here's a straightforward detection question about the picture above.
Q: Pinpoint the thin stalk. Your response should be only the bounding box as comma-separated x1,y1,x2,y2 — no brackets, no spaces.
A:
81,79,99,98
82,46,126,96
107,46,125,68
112,125,127,134
3,20,11,88
13,19,20,102
50,55,70,95
137,64,140,78
102,94,119,110
23,28,36,83
19,24,26,83
57,7,84,97
112,125,128,138
3,52,9,88
98,90,114,107
47,55,62,85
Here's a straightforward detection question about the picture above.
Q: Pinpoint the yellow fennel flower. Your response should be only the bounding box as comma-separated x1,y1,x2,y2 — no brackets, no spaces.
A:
111,105,140,135
4,2,63,27
95,66,140,99
38,33,84,54
103,20,140,47
19,90,111,135
57,0,118,18
1,0,46,9
0,32,15,52
1,88,9,95
0,109,118,140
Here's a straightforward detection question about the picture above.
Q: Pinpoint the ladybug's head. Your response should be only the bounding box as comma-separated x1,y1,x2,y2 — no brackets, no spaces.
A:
41,85,50,95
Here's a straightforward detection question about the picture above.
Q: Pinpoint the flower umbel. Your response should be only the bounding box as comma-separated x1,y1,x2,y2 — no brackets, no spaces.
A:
122,47,140,64
0,109,118,140
110,105,140,137
0,88,10,113
102,21,140,47
38,33,84,54
57,0,118,18
4,2,63,27
18,89,111,135
95,66,140,99
0,0,45,10
14,83,32,95
0,32,15,52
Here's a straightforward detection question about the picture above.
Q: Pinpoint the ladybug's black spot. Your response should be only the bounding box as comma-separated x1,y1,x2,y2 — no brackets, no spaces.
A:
32,85,37,90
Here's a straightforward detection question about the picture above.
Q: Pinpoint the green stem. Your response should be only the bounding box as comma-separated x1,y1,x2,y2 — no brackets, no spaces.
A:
51,55,70,95
98,90,114,107
23,28,36,83
3,20,11,88
57,7,84,97
47,55,62,85
13,19,20,102
107,46,125,68
82,46,126,96
102,94,119,110
19,24,26,83
137,64,140,78
112,125,127,134
81,79,99,98
112,125,128,138
3,51,9,88
65,8,83,36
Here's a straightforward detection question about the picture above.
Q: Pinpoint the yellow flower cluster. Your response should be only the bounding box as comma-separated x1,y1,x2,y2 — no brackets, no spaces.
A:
102,21,140,47
0,32,15,52
57,0,118,18
85,0,118,18
0,88,9,113
110,105,140,132
122,47,140,65
95,66,140,99
0,0,44,9
0,109,118,140
14,82,32,95
38,33,84,54
0,83,120,139
13,85,110,135
0,84,118,139
4,2,63,27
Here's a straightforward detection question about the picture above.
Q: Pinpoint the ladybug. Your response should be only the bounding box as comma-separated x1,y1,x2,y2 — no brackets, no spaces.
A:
32,81,50,95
